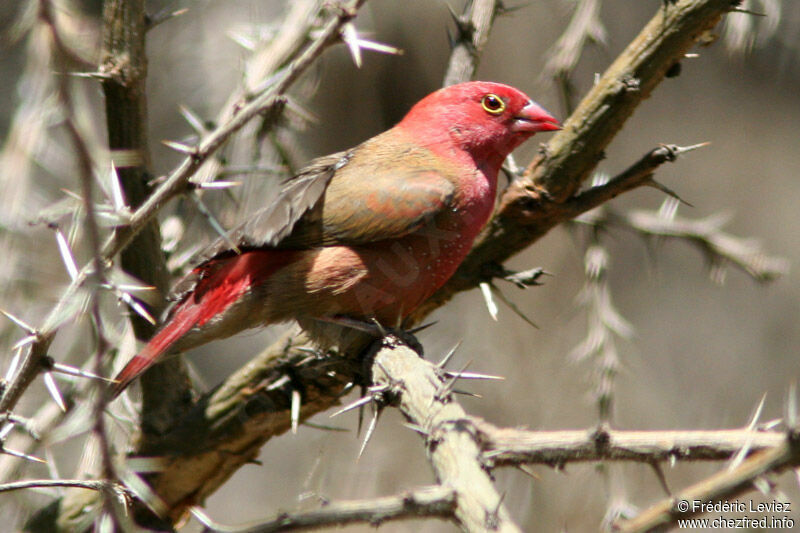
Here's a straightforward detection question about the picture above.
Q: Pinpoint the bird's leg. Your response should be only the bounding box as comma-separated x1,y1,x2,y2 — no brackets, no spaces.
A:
313,315,383,335
313,315,425,357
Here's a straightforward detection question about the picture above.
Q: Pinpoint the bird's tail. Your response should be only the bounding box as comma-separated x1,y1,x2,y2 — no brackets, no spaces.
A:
110,302,203,397
111,250,296,398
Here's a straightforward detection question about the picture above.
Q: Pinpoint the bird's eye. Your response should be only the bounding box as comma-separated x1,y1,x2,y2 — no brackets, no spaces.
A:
481,94,506,115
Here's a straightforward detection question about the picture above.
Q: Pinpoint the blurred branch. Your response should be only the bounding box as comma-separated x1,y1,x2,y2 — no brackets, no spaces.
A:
0,0,368,418
52,7,122,528
99,0,193,440
442,0,501,86
411,0,741,320
569,244,631,425
369,337,521,532
192,0,323,185
616,430,800,532
104,0,366,266
619,208,789,282
544,0,607,114
201,485,455,533
0,479,111,494
573,199,790,283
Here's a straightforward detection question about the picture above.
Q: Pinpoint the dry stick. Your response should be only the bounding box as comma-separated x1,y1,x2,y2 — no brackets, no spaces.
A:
39,0,126,526
615,433,800,532
481,426,786,465
0,479,110,494
125,0,742,521
0,0,368,418
202,485,455,533
370,339,520,533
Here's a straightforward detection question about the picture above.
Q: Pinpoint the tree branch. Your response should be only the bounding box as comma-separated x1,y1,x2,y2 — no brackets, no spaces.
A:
370,338,521,532
99,0,193,455
480,426,787,466
0,0,368,418
201,485,455,533
442,0,501,87
615,431,800,532
410,0,738,320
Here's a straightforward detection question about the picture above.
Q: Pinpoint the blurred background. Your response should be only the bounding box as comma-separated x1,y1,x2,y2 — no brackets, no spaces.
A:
1,0,799,530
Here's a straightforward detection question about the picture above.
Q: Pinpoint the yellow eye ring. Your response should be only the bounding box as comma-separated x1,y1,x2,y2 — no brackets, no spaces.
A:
481,94,506,115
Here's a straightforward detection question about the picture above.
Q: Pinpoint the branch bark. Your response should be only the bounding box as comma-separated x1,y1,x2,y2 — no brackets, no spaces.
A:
370,338,521,532
480,426,787,466
615,431,800,532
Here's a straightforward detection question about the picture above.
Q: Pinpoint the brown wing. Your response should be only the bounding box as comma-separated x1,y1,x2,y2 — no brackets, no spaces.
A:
167,150,350,306
277,141,456,248
168,140,455,304
206,150,353,257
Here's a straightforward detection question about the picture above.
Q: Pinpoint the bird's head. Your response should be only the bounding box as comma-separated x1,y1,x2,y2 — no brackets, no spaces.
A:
398,81,560,169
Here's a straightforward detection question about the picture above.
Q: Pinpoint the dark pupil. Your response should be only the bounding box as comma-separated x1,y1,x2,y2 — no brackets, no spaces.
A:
486,96,500,109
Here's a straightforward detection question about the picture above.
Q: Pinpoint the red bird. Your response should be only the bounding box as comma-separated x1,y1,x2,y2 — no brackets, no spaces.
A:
113,81,559,394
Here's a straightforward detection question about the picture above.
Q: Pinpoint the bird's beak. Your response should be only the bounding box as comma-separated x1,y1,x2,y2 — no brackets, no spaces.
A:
511,100,561,133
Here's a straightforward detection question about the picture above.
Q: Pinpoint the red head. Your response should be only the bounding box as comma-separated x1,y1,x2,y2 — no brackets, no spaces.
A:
397,81,560,171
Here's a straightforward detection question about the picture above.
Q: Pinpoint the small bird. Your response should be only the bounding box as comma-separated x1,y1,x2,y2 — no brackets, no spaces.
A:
112,81,559,395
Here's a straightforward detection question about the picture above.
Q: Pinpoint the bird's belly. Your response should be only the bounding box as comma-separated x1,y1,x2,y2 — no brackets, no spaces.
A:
283,229,475,326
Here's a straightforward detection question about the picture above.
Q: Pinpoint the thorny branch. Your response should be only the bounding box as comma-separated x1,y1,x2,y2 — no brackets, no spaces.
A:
481,426,787,466
369,338,520,532
616,430,800,532
99,0,193,440
443,0,502,87
410,0,745,320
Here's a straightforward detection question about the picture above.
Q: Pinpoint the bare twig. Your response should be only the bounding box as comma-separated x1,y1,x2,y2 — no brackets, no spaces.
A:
199,485,456,533
563,143,708,217
0,478,111,494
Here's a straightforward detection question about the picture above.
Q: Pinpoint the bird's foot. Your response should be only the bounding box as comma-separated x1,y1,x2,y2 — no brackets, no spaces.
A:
315,315,424,357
